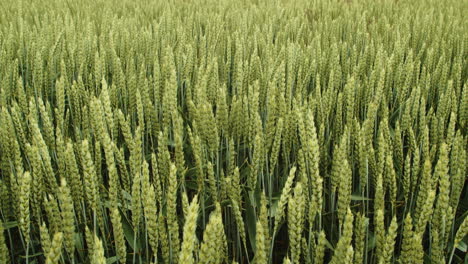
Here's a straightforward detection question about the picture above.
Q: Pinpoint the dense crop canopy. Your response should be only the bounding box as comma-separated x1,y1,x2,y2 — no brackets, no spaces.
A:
0,0,466,263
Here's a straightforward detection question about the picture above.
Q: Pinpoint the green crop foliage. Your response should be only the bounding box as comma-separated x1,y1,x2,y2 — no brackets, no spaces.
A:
0,0,466,263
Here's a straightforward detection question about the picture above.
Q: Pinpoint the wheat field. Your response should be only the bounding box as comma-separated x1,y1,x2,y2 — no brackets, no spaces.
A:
0,0,467,263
